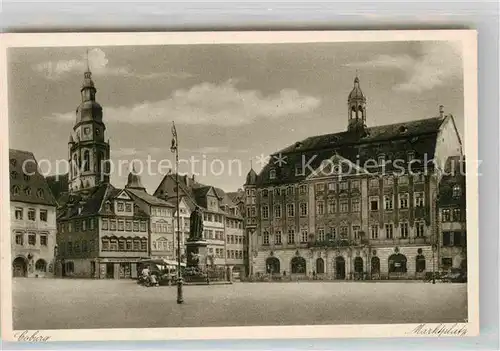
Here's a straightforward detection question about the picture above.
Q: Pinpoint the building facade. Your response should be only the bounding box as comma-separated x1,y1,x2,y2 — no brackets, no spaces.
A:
125,170,176,261
10,149,58,278
438,156,467,273
246,77,464,280
154,174,246,276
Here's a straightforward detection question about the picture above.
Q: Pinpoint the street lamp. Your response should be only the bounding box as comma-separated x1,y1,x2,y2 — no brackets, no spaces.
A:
171,121,183,304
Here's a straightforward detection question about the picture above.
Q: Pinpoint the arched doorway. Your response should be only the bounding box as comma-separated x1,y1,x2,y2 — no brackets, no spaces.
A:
35,259,47,275
12,257,27,277
388,253,407,279
371,257,380,279
335,256,345,279
316,258,325,274
291,256,306,274
354,257,364,280
415,255,426,273
266,257,280,275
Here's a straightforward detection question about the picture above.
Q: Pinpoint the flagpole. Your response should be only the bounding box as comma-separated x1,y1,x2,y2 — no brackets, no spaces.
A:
171,121,183,304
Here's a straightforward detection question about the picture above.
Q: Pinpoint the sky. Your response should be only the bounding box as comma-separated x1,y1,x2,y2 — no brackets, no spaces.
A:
8,40,464,194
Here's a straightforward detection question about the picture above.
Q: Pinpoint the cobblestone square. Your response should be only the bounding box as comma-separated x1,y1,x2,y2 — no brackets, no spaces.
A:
13,278,467,330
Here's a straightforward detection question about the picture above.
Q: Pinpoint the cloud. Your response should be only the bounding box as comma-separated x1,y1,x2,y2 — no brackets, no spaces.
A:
49,80,321,127
345,41,463,93
32,48,192,80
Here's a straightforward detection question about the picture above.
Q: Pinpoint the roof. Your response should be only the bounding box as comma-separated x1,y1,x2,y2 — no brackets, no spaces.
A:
126,188,174,207
257,116,448,186
46,173,69,200
58,183,148,220
9,149,57,207
154,173,241,217
245,168,257,185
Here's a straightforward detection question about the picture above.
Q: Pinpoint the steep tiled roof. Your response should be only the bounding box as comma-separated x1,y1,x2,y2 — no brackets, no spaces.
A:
126,188,175,207
58,183,148,220
154,173,241,217
9,149,57,207
46,173,69,200
257,116,448,186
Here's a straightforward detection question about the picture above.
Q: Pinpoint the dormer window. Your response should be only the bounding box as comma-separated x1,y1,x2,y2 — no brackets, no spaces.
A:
399,125,408,134
23,174,30,181
10,171,17,179
10,158,16,166
269,169,276,180
36,189,44,198
12,185,20,196
452,185,462,198
105,202,111,211
25,187,32,196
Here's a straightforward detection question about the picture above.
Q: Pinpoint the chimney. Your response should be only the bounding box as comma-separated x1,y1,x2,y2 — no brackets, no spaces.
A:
439,105,444,117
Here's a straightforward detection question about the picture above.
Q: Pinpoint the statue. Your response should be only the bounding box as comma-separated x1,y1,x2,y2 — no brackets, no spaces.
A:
189,206,204,241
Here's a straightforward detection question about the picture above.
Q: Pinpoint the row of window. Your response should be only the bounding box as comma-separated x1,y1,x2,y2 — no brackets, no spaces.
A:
151,222,172,233
151,207,172,217
227,235,245,245
442,208,463,222
59,218,96,233
10,171,35,182
102,219,147,232
101,237,148,252
152,239,173,251
369,193,424,211
116,201,133,212
227,250,244,260
226,218,243,229
14,232,48,246
262,222,426,245
259,193,425,219
62,239,95,255
203,213,224,223
208,247,226,258
14,207,48,222
202,229,225,240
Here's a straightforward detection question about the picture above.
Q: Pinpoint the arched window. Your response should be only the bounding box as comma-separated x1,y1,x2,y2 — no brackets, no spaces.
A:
35,259,47,272
291,256,306,274
83,150,90,172
416,255,426,273
371,256,380,273
316,257,325,274
266,257,280,274
351,106,356,119
388,253,407,273
36,189,44,198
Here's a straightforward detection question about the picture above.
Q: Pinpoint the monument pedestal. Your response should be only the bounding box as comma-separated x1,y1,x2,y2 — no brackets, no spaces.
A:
186,240,209,270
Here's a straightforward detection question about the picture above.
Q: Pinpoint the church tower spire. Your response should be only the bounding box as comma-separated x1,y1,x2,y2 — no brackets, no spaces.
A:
68,50,110,194
347,74,367,134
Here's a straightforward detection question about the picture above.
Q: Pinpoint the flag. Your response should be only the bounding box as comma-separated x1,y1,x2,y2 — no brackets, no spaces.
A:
170,121,177,152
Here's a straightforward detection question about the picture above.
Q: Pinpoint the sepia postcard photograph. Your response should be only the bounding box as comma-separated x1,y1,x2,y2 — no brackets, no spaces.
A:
0,30,478,342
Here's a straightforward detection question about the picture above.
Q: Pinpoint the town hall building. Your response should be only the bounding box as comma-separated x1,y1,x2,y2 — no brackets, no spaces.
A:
245,76,464,280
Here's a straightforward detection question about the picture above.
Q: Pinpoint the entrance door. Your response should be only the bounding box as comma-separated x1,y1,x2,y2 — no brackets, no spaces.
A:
12,257,27,277
106,263,115,279
335,257,345,279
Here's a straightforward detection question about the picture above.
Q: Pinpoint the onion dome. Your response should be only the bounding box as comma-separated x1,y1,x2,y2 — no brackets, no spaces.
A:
348,76,366,102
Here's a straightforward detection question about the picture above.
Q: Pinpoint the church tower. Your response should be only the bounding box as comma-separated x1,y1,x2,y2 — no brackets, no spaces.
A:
347,75,367,134
68,52,110,193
